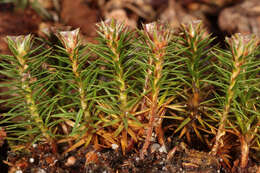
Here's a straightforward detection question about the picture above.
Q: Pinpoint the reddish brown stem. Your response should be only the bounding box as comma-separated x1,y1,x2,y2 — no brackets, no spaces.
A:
140,102,157,159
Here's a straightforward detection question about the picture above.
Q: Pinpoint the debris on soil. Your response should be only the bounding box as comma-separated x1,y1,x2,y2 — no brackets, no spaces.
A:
218,0,260,37
5,142,224,173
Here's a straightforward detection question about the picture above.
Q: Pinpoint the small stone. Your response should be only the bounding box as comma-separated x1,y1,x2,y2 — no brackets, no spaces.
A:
159,145,167,153
29,158,34,163
65,156,76,166
97,152,101,156
36,168,46,173
150,143,160,153
111,143,119,150
15,170,23,173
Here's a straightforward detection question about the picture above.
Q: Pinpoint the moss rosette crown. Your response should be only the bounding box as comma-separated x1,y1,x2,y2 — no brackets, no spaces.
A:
97,19,128,42
181,20,202,38
56,28,80,54
142,22,173,53
226,33,258,60
6,35,32,57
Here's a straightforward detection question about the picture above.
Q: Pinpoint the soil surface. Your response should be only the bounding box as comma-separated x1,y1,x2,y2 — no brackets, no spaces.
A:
1,0,260,173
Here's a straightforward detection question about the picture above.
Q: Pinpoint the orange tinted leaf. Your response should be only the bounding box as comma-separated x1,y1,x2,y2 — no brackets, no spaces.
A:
127,128,138,142
121,130,127,155
97,129,117,144
57,136,77,144
64,138,85,154
161,115,184,120
197,116,206,128
11,145,26,152
93,135,101,150
132,108,150,116
84,133,93,147
166,104,186,112
186,131,191,143
192,122,203,142
179,127,187,139
128,119,143,128
221,155,231,168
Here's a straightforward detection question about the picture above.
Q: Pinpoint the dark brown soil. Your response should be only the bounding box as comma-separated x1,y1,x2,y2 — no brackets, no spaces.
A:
5,142,225,173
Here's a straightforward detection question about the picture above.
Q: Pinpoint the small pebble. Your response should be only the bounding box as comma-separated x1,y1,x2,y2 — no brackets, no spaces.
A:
36,168,46,173
65,156,76,166
29,158,34,163
159,146,167,153
150,143,160,153
97,152,101,156
111,143,119,150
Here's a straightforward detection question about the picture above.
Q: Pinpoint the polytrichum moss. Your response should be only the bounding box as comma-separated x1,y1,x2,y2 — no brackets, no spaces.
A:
0,20,259,172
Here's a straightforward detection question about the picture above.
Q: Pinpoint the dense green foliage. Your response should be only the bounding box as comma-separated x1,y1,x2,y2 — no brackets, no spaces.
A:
0,20,259,168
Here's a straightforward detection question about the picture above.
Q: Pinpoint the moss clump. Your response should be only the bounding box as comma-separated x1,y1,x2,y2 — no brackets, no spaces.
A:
0,20,259,170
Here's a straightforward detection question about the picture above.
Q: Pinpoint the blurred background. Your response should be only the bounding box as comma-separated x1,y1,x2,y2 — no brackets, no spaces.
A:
1,0,260,55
